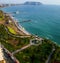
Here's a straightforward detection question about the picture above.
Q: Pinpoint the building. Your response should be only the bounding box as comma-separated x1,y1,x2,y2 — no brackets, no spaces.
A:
0,44,6,63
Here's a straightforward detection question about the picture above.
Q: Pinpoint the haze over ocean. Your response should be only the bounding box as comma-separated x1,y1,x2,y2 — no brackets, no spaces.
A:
1,5,60,44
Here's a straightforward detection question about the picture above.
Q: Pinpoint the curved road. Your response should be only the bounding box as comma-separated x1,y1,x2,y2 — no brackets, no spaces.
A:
45,46,55,63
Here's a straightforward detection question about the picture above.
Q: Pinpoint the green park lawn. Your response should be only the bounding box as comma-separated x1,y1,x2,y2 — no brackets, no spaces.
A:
7,26,17,34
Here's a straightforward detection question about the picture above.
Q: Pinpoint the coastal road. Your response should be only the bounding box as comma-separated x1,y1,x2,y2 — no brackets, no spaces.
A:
3,49,15,63
10,15,30,35
45,46,55,63
1,44,19,63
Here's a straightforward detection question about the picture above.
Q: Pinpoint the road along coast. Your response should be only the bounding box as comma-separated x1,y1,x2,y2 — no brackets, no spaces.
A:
4,13,31,36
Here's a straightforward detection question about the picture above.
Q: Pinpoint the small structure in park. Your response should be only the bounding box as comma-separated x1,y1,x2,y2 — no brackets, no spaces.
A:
5,20,12,24
30,37,43,46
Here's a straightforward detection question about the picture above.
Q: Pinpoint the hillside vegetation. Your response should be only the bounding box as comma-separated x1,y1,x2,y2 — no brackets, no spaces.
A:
0,10,60,63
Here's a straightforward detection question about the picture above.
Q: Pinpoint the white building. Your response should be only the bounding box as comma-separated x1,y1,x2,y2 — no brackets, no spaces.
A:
0,44,6,63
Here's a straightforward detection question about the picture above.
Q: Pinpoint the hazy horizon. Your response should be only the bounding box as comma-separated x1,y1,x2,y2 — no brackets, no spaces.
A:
0,0,60,5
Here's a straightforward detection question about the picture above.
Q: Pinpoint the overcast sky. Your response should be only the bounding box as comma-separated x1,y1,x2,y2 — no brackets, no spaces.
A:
0,0,60,5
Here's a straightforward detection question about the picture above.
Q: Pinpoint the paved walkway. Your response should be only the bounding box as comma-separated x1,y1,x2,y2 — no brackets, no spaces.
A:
5,27,31,38
12,44,32,55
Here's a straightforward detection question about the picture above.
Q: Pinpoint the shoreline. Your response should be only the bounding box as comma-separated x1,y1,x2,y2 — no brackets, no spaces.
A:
6,13,31,36
11,16,31,35
0,10,60,63
0,11,59,45
6,13,60,45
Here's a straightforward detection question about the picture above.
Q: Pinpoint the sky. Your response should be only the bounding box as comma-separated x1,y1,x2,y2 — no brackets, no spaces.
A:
0,0,60,5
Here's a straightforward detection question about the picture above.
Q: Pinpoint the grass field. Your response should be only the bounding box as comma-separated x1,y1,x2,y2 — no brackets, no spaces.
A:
7,26,16,34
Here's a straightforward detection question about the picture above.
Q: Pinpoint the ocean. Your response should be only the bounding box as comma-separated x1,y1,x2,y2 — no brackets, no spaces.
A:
1,5,60,44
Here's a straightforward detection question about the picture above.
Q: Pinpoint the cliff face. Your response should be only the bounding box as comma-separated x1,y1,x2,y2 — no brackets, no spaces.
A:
23,1,42,5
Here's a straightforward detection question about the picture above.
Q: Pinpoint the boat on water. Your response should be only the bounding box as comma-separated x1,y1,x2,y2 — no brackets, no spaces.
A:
13,11,19,14
16,11,19,14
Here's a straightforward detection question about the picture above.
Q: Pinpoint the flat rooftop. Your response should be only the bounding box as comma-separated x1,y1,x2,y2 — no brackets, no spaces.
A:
0,45,5,61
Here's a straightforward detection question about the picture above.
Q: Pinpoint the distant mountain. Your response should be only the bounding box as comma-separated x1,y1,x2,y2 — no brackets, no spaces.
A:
23,1,42,5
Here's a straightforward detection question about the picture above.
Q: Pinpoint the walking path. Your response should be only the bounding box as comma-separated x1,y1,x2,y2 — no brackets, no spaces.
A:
12,44,32,55
5,26,31,38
